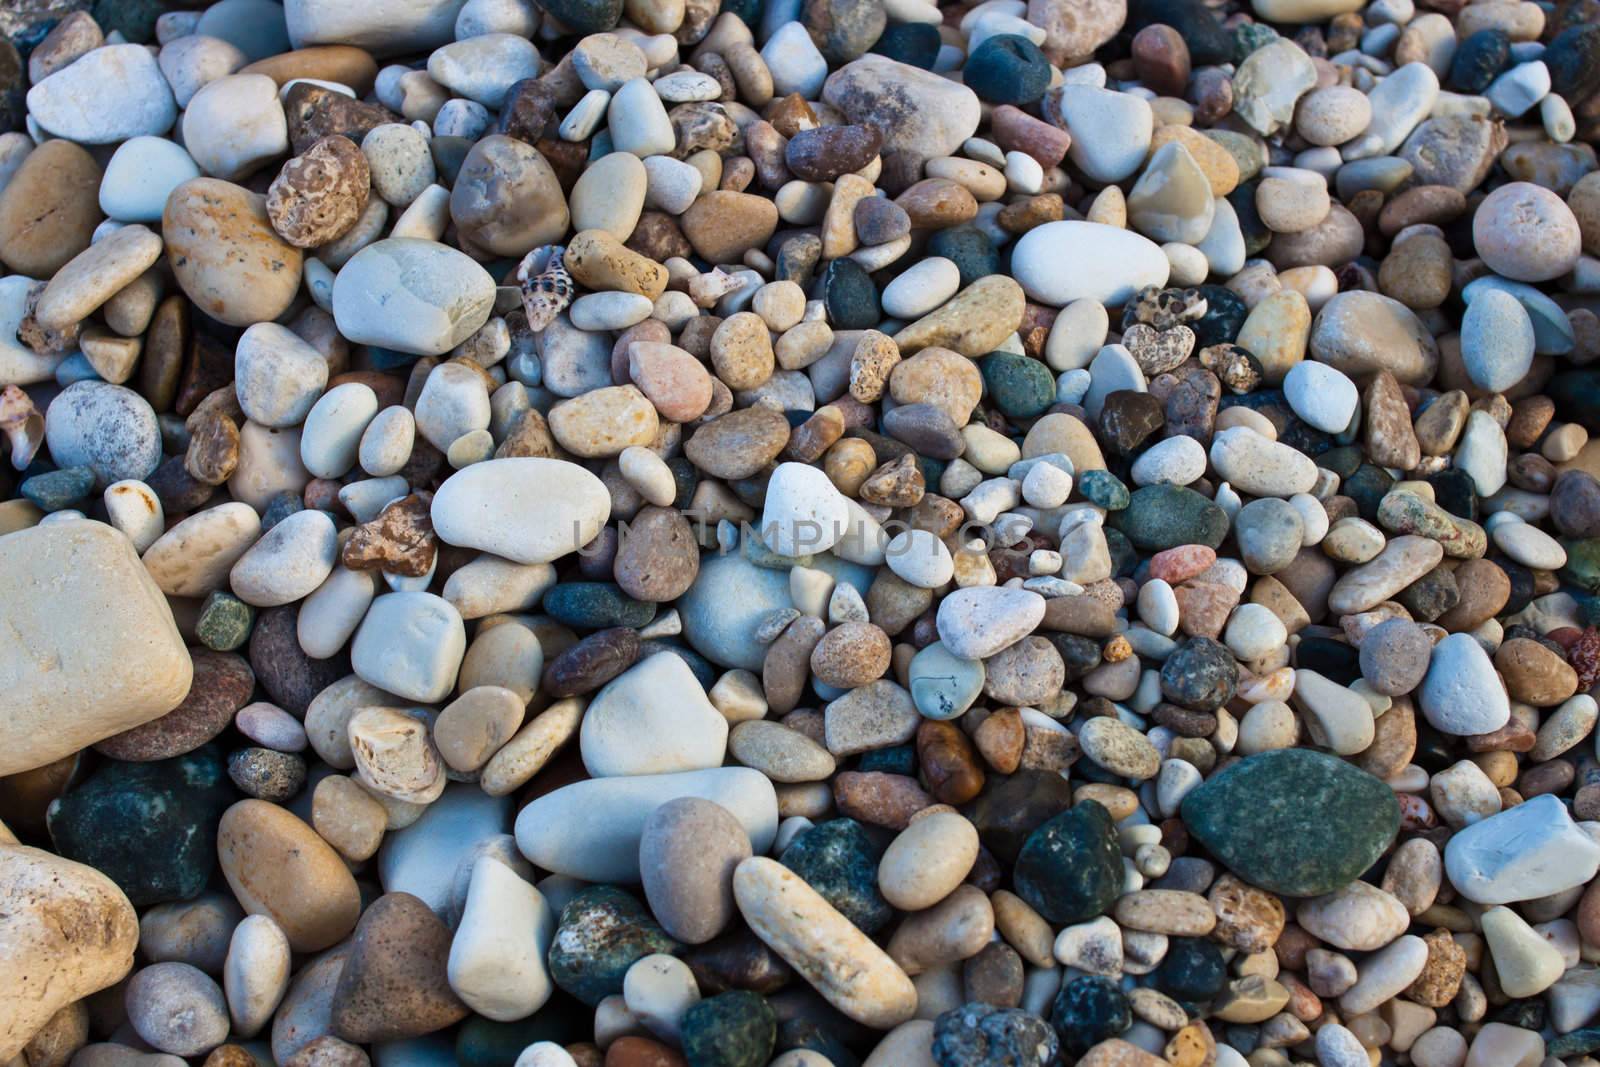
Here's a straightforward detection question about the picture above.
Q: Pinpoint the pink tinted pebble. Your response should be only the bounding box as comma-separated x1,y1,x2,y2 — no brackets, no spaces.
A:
236,701,308,752
1148,544,1218,585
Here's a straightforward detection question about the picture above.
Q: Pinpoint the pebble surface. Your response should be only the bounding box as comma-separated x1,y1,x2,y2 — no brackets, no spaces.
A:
1,1,1599,1066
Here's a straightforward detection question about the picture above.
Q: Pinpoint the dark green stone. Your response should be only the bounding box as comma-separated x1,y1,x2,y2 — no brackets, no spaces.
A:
1550,1026,1600,1058
1546,25,1600,101
822,259,879,330
1191,285,1248,348
1154,937,1226,1002
1160,637,1238,712
779,819,892,934
20,465,93,511
929,227,998,289
1344,464,1395,523
1130,0,1231,64
1426,467,1479,521
1230,21,1278,63
777,1018,858,1067
539,0,624,32
1105,526,1137,578
1077,469,1130,511
963,34,1051,105
871,21,941,68
1109,485,1228,552
1180,748,1400,896
548,886,680,1006
931,1004,1059,1067
544,582,657,629
1317,445,1363,480
680,990,776,1067
857,743,916,776
1050,976,1130,1059
456,1010,584,1067
1561,538,1600,593
1552,371,1600,432
1226,181,1272,257
981,352,1054,419
1012,800,1122,925
46,746,233,906
1450,29,1511,93
720,0,762,24
197,589,255,652
92,0,164,42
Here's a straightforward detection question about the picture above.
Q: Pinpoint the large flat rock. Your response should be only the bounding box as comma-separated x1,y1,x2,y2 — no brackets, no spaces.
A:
0,520,192,776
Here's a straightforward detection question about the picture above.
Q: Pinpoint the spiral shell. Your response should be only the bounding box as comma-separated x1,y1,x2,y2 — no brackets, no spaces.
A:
516,244,574,332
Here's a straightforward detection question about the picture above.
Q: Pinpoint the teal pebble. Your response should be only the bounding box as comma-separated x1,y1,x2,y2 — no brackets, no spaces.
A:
981,352,1055,419
544,582,657,629
20,465,94,511
929,227,998,288
871,21,941,68
963,34,1052,105
537,0,623,31
1109,484,1227,551
1180,748,1400,896
1230,21,1279,62
680,990,776,1067
1077,469,1130,510
197,590,255,653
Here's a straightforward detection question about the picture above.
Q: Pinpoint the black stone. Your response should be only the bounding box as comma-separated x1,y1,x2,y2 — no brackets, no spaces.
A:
871,21,941,68
929,227,999,288
1050,976,1131,1059
822,258,880,330
1191,285,1249,348
1012,800,1123,925
46,746,234,906
966,770,1074,866
1450,29,1511,93
1160,637,1239,712
1154,937,1227,1002
932,1004,1060,1067
963,34,1052,105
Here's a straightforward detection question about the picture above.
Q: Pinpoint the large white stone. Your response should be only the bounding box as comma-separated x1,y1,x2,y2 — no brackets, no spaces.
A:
100,137,202,224
332,238,495,356
378,786,512,915
1011,221,1169,307
448,856,554,1021
181,73,288,181
1418,632,1510,736
1444,794,1600,904
426,33,539,109
760,462,850,557
431,458,610,564
514,768,779,883
350,592,466,703
1053,85,1153,182
0,521,193,777
26,44,176,144
579,653,730,778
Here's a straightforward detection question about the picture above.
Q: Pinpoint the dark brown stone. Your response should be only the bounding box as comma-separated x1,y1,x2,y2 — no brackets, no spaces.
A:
542,627,642,698
785,124,882,181
285,83,400,156
250,604,349,715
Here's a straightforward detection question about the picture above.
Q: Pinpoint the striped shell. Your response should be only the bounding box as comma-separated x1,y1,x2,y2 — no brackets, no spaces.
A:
516,245,573,332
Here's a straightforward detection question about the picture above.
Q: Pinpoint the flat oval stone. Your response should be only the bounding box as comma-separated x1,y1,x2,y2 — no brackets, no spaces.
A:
431,457,610,564
1180,748,1400,897
163,177,303,327
1011,221,1169,307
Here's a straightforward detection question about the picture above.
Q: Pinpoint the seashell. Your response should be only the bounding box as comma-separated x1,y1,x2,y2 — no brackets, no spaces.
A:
516,244,574,332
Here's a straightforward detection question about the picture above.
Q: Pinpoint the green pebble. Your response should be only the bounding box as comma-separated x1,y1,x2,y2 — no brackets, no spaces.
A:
20,466,94,512
1109,484,1228,551
680,991,776,1067
543,582,657,629
197,590,255,652
1180,748,1400,897
548,886,680,1006
1012,799,1122,924
1561,538,1600,593
779,818,893,934
1077,469,1130,511
1231,21,1279,63
981,352,1055,419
